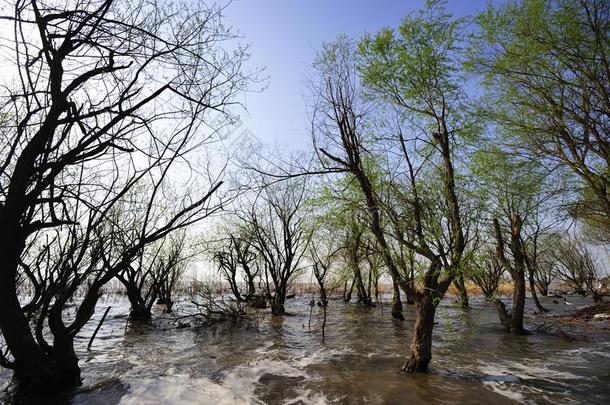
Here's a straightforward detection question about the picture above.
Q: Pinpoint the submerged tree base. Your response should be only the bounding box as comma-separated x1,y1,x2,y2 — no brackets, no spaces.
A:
400,350,431,373
128,306,153,321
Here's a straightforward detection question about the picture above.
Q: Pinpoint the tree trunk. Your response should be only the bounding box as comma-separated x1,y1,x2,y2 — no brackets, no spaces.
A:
493,216,527,334
126,287,152,321
510,270,526,334
228,276,242,302
271,286,286,315
528,270,547,313
0,241,60,393
246,277,256,300
51,333,81,388
322,304,327,339
320,286,328,307
537,283,549,297
453,275,469,309
391,280,405,320
401,293,436,372
354,266,370,305
494,299,512,331
406,268,415,305
0,283,58,392
374,276,379,302
344,278,354,303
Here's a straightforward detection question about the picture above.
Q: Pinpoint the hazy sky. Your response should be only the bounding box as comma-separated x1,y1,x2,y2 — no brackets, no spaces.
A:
223,0,494,149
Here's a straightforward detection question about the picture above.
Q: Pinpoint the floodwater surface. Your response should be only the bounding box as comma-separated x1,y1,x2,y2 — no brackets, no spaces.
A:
1,295,609,404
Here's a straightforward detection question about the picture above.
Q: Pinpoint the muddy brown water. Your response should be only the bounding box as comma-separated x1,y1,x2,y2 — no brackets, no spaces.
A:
1,295,609,404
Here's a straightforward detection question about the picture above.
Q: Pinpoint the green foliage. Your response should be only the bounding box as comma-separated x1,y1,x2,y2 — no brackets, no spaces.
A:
470,144,555,224
357,0,477,141
469,0,610,237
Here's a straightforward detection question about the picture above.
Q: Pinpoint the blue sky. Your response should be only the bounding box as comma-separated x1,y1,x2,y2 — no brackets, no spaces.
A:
223,0,494,149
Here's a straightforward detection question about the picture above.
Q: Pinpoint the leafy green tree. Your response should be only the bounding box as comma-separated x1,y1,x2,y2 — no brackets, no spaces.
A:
357,0,473,370
312,1,476,372
471,145,566,330
470,0,610,243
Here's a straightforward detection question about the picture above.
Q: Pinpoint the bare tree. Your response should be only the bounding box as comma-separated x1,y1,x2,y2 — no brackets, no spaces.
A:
155,233,189,313
244,178,310,315
553,237,603,301
213,235,244,302
309,233,341,339
116,217,191,320
0,0,249,394
469,249,505,301
533,233,559,297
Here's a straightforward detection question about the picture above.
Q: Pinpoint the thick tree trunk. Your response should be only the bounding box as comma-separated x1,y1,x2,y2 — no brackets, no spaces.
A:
493,216,527,334
0,240,60,393
510,270,526,334
391,280,405,320
51,334,81,388
320,286,328,307
0,284,58,392
354,266,371,305
494,299,512,331
126,287,152,321
271,286,286,315
402,293,436,372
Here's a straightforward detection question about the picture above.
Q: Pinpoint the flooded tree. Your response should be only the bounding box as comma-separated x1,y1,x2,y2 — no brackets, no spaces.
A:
309,177,376,307
308,231,341,339
345,220,372,306
117,227,190,320
243,178,310,315
532,233,560,297
469,249,505,301
492,216,528,333
1,0,610,402
311,1,474,372
155,234,189,313
0,0,249,395
553,237,603,302
118,244,167,321
213,236,246,302
212,228,260,303
471,0,610,243
471,145,564,329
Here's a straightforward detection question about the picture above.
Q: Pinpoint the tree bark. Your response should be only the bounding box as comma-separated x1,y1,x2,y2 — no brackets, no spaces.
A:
401,293,436,372
453,275,469,309
493,216,527,334
510,268,527,334
0,240,60,392
271,285,286,315
391,280,405,320
126,286,152,321
494,299,511,331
